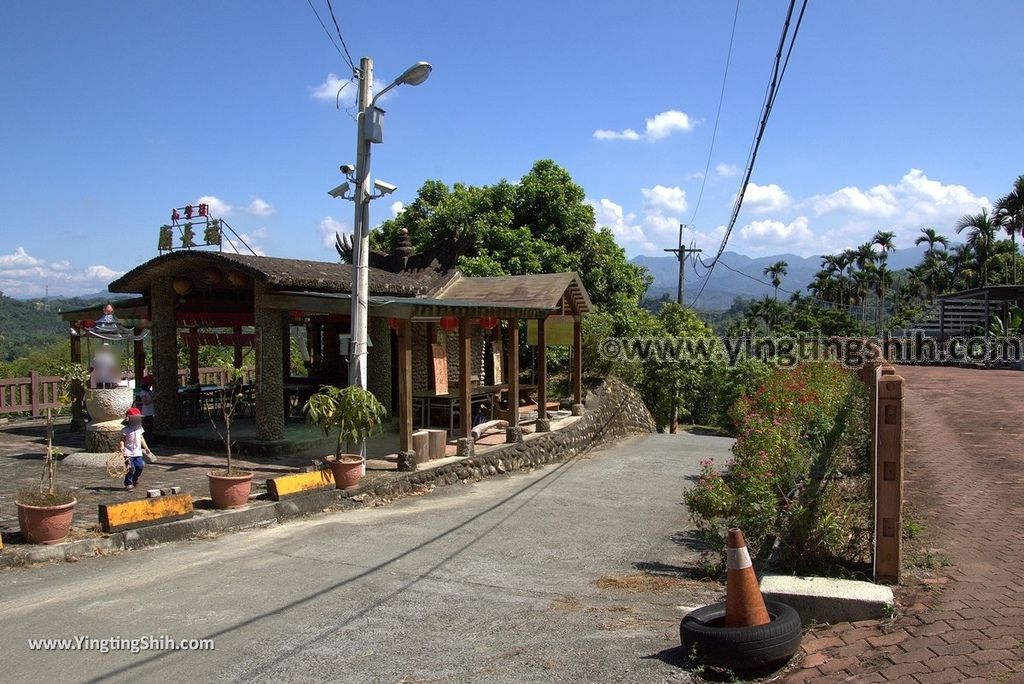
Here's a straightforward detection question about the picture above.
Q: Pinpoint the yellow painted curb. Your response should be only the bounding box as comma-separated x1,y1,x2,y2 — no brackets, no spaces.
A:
267,469,335,500
99,494,194,533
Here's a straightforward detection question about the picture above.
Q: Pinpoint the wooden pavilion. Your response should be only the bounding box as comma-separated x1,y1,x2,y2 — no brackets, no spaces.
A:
61,246,592,456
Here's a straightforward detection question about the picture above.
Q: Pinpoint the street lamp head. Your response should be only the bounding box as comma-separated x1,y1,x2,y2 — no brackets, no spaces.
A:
396,61,432,87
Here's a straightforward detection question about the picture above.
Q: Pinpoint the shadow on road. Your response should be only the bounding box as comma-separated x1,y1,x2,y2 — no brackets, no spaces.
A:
87,455,584,683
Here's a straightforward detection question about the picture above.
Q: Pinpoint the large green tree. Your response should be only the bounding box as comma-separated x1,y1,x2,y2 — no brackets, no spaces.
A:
372,160,651,333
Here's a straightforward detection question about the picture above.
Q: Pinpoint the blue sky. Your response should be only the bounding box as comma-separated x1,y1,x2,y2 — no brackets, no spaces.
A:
1,1,1022,297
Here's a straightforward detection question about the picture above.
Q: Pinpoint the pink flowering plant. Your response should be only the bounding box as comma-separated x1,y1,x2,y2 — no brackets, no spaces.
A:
684,362,871,575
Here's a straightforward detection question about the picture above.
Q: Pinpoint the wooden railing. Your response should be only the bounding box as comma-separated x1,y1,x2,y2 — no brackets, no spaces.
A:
0,371,63,417
177,366,256,387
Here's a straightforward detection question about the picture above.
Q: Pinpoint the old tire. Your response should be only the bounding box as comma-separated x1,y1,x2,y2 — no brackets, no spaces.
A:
680,600,802,670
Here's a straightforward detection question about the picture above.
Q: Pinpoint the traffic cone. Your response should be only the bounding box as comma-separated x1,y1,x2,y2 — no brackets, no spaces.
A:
724,527,771,628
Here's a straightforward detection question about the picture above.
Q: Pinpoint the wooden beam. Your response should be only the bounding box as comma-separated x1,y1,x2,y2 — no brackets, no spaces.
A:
133,333,146,382
537,316,547,421
397,318,413,452
572,315,583,404
458,317,472,437
233,326,244,369
507,318,519,424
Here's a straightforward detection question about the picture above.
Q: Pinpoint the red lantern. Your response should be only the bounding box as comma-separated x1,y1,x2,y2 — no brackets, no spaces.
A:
479,316,498,330
439,316,459,332
82,319,95,329
388,317,400,331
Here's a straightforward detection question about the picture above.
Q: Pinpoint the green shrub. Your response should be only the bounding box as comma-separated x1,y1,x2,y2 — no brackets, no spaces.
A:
684,362,871,575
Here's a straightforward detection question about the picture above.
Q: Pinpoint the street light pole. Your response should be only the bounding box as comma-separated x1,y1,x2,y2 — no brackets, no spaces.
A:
349,56,373,396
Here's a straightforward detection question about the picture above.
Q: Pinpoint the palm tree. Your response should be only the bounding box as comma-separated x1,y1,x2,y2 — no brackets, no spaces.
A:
763,260,788,300
955,209,1001,287
749,296,786,331
994,175,1024,284
914,227,949,259
854,243,876,271
949,244,977,290
872,230,896,329
852,270,873,323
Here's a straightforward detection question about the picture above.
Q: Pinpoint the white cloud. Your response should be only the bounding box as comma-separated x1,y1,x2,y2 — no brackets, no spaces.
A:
244,197,275,216
644,110,695,140
318,216,350,250
390,201,405,216
593,128,641,141
590,198,655,251
310,73,390,107
593,109,696,142
196,195,232,218
0,247,124,297
716,163,740,177
0,247,43,268
641,185,688,213
741,182,791,213
739,216,814,247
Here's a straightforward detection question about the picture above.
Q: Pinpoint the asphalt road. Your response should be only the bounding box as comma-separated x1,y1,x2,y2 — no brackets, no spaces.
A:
0,432,733,684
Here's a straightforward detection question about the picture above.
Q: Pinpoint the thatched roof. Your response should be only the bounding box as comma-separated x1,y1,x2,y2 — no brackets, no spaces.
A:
108,251,432,296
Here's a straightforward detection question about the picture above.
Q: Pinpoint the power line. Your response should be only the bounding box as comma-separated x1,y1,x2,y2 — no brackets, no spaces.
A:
687,0,740,227
690,0,809,306
324,0,357,73
304,0,347,64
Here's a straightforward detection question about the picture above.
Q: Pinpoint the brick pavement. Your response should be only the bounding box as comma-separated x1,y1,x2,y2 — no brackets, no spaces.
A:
783,365,1024,683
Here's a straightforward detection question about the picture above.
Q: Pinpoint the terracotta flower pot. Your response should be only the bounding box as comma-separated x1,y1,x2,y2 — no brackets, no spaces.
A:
327,455,364,489
16,499,77,544
207,470,254,509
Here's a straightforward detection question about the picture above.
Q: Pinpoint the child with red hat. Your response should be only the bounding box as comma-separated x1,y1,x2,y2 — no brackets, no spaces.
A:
120,407,153,491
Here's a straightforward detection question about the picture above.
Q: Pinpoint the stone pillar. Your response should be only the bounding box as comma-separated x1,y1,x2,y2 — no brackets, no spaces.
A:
367,316,392,411
254,282,285,441
151,277,180,431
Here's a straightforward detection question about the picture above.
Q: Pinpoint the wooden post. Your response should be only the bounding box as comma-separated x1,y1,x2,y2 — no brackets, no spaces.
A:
507,318,519,424
69,331,85,431
233,325,244,369
875,372,905,584
458,317,472,438
397,318,413,452
572,315,583,405
29,370,39,417
133,333,146,382
536,316,547,421
188,326,200,385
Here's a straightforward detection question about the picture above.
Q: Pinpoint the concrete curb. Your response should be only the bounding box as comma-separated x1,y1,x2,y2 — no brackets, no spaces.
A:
760,574,895,624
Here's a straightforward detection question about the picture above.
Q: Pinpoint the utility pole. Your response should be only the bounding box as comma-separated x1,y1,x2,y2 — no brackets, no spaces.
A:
663,224,702,305
348,57,373,469
349,57,373,394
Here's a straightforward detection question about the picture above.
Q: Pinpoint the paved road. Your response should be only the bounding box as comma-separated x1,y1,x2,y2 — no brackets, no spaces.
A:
0,432,731,684
786,365,1024,683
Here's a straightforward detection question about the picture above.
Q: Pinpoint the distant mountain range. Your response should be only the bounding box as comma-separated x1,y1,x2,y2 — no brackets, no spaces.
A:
634,245,932,310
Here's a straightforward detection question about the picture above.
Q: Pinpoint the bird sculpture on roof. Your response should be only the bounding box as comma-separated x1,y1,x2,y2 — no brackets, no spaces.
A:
335,227,474,275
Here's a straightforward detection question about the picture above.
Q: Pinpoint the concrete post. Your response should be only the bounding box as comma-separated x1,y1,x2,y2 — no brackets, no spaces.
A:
874,373,905,584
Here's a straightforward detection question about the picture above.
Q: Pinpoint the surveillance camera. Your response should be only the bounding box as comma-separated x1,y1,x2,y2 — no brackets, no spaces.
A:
373,179,398,195
328,182,350,199
339,164,356,175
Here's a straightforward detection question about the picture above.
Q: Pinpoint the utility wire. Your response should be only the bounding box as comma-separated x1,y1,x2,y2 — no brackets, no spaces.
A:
304,0,347,64
690,0,809,306
324,0,357,73
687,0,741,228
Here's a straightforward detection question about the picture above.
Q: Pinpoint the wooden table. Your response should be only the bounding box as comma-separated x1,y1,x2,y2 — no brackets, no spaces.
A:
413,384,510,436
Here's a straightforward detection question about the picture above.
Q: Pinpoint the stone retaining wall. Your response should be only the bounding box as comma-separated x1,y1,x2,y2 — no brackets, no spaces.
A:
354,376,655,500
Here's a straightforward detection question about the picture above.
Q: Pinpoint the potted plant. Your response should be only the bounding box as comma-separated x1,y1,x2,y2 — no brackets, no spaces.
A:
304,385,387,489
16,368,83,544
206,366,254,509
